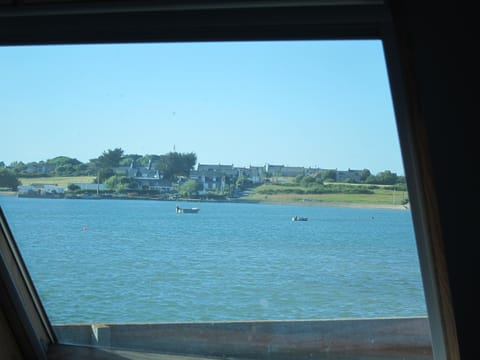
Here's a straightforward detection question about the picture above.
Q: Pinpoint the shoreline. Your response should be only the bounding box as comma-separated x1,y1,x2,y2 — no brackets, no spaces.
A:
1,191,409,210
252,199,409,210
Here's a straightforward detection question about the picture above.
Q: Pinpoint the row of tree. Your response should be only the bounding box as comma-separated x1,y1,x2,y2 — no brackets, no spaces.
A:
1,148,403,191
0,148,198,190
295,169,405,186
91,148,197,182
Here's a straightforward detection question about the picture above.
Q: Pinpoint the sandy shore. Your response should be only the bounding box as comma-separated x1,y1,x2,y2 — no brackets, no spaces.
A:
0,191,16,197
251,199,409,210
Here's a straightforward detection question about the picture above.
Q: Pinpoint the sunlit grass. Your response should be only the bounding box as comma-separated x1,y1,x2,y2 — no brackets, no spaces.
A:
19,176,95,188
246,185,408,207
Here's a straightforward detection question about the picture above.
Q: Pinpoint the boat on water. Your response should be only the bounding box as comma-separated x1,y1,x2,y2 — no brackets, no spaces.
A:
292,216,308,221
176,206,200,214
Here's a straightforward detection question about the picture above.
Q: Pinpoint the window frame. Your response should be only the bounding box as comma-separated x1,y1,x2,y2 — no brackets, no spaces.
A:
0,209,55,359
0,1,459,359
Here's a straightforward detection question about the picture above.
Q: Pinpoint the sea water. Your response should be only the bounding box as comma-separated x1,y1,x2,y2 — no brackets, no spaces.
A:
0,197,427,325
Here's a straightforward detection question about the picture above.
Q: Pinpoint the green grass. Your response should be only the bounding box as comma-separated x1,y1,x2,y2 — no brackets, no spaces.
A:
19,176,96,188
246,183,408,207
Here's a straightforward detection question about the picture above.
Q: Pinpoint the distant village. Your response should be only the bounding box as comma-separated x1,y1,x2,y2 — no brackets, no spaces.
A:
15,161,376,199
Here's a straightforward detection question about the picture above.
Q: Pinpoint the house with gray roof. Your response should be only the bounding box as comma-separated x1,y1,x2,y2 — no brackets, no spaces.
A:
193,164,239,195
336,169,363,183
266,164,305,177
113,161,172,191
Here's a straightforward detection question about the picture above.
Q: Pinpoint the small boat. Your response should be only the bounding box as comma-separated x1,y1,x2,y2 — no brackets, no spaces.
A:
176,206,200,214
292,216,308,221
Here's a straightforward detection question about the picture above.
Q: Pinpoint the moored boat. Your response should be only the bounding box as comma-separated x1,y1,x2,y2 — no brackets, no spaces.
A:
292,216,308,221
176,206,200,214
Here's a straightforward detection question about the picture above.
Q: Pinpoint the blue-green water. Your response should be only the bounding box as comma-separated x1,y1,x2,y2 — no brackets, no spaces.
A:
0,197,427,325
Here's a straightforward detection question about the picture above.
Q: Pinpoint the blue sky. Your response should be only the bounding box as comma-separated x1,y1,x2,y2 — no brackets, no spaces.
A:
0,40,404,175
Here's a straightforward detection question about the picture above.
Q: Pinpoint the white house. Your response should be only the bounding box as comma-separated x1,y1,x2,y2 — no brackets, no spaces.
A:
18,184,65,196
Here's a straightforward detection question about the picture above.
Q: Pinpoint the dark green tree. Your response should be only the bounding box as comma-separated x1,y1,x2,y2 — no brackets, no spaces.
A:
300,175,316,187
43,156,82,176
119,154,143,167
46,156,81,167
9,161,27,175
365,174,378,184
375,170,398,185
74,163,90,176
360,169,371,182
138,154,161,167
156,152,197,180
94,148,124,169
319,169,337,182
0,168,21,190
90,148,124,182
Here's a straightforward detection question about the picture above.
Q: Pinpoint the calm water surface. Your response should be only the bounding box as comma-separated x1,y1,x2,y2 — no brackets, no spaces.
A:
0,197,427,324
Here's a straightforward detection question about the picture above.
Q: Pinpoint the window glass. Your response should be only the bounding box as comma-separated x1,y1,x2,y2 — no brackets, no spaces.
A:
0,40,430,357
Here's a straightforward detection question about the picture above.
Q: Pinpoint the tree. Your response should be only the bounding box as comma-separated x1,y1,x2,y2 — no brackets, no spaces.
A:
74,163,90,176
46,156,81,167
138,154,161,168
46,156,82,176
179,179,199,197
94,148,124,169
295,174,305,184
365,170,399,185
300,175,316,187
119,154,142,167
365,174,378,184
0,168,21,190
104,175,133,192
93,168,115,184
319,169,337,182
314,174,324,185
375,170,398,185
360,169,371,182
156,152,197,180
91,148,124,183
9,161,27,175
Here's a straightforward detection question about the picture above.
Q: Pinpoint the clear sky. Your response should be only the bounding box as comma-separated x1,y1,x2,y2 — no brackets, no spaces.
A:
0,40,404,175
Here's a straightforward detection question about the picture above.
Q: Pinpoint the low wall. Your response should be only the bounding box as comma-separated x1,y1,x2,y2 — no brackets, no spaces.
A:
54,317,432,359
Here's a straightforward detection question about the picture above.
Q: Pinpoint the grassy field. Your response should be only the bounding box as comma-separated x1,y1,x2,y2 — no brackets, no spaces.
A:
19,176,96,188
245,183,408,208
